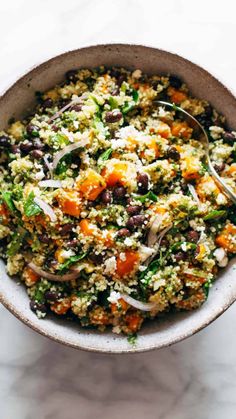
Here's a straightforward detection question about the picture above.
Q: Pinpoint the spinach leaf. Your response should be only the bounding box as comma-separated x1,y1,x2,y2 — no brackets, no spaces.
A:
24,192,42,217
7,227,27,256
1,191,16,212
109,96,119,109
139,258,160,290
97,148,112,165
133,191,158,203
203,210,227,221
55,153,72,175
132,89,139,102
58,252,87,272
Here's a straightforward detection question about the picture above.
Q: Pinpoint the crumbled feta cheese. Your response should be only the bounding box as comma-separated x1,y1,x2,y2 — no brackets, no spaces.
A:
124,237,133,246
216,193,227,206
110,138,127,150
139,245,155,261
119,252,126,261
181,242,188,252
153,278,166,291
104,256,117,274
209,126,224,140
60,249,75,259
107,291,121,304
214,247,229,267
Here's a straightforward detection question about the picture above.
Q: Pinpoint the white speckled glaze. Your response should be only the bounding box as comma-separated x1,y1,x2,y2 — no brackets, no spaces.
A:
0,44,236,353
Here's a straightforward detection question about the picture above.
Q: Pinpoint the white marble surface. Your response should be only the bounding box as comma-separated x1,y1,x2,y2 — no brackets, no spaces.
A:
1,0,236,418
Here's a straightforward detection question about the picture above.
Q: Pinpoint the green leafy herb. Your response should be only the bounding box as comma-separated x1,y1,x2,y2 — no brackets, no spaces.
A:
97,148,113,166
55,154,72,176
132,89,139,102
7,227,27,256
203,210,227,221
109,96,119,109
24,192,42,217
133,191,158,203
1,191,16,212
127,333,138,346
58,252,87,272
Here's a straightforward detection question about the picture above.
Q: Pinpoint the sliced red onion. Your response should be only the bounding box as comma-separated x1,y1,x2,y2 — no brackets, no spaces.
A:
52,142,83,170
48,93,87,123
147,215,163,247
33,197,57,222
187,183,200,205
28,262,80,282
43,156,53,177
145,223,173,265
120,293,156,312
38,180,62,188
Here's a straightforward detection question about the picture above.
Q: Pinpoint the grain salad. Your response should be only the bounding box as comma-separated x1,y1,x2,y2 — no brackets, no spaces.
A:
0,66,236,338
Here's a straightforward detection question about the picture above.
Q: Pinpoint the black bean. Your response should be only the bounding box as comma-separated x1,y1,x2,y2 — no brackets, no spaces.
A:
223,131,235,144
89,253,104,264
38,234,50,244
44,290,60,302
65,69,78,82
30,149,43,160
186,230,199,243
117,228,131,238
26,124,40,137
214,162,225,173
180,179,188,192
126,205,141,215
59,223,74,235
30,300,47,314
137,172,149,194
169,75,182,89
166,146,180,161
0,135,11,148
32,138,45,150
196,113,212,129
51,125,59,132
110,68,122,78
204,105,213,117
174,252,187,262
126,215,145,230
113,185,126,200
10,144,20,154
101,190,112,204
71,104,83,112
105,111,122,123
117,75,127,87
41,98,53,109
160,237,169,247
20,141,34,153
66,238,78,248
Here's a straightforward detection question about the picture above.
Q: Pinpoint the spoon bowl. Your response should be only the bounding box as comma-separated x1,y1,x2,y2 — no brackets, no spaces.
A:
156,100,236,205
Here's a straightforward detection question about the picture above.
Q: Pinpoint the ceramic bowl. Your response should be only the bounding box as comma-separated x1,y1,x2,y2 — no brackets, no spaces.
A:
0,44,236,353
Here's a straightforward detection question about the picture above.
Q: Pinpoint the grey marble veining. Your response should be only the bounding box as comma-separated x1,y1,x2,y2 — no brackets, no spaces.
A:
1,0,236,418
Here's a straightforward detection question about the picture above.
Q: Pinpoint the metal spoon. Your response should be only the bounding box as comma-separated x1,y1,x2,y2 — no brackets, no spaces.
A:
156,100,236,205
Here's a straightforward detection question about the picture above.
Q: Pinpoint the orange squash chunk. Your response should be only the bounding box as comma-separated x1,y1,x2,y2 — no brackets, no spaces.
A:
76,169,106,201
116,250,139,277
57,190,81,217
216,223,236,253
171,121,192,139
101,162,129,187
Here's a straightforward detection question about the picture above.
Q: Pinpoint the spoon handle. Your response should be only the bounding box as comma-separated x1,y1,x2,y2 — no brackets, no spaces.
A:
207,156,236,205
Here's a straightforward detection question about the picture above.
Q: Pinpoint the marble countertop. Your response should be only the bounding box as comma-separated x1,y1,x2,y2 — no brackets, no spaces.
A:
1,1,236,418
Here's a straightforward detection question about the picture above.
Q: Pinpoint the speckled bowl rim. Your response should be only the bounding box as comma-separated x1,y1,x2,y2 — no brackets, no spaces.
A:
0,43,236,354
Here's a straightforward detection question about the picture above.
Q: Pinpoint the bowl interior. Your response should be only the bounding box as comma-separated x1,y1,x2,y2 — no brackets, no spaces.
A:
0,44,236,353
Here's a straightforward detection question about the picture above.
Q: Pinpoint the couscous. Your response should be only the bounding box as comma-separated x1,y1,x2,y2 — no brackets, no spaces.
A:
0,66,236,337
